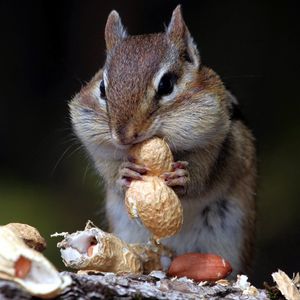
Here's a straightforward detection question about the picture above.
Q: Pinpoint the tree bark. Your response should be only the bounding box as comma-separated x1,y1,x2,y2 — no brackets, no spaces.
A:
0,271,271,300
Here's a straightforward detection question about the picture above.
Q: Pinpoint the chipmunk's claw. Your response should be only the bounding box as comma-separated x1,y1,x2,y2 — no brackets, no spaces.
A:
161,161,189,195
117,161,148,189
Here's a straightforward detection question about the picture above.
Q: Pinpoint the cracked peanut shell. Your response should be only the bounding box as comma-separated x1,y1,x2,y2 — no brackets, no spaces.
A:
5,223,46,252
56,221,143,274
0,225,71,298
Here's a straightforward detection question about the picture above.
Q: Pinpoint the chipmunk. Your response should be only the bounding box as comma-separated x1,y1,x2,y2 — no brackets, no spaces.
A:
69,6,256,275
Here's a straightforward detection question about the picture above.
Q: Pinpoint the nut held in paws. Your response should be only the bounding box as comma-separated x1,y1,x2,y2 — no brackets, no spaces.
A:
125,176,183,240
129,137,173,176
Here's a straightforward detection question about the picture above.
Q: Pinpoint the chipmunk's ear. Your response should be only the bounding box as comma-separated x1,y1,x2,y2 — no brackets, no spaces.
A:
105,10,128,51
167,5,200,67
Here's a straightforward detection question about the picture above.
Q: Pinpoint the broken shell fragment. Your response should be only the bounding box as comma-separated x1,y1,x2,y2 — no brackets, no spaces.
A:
55,221,174,274
56,221,143,274
5,223,47,252
130,242,173,273
129,137,173,176
0,225,71,299
125,176,183,240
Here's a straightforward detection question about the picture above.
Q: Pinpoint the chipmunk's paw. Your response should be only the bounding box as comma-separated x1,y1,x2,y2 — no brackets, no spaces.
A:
161,161,189,195
116,160,148,189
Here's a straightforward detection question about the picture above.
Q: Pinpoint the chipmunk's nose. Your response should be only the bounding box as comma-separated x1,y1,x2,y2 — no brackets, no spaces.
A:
113,123,139,146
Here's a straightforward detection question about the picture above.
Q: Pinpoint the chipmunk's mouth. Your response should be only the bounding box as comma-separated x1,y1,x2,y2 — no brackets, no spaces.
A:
111,134,147,149
110,116,161,149
109,133,148,148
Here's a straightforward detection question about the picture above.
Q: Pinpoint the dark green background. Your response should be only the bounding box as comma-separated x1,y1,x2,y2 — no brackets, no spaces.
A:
0,1,299,286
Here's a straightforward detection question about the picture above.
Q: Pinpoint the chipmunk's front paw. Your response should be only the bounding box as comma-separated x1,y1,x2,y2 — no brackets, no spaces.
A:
161,161,189,195
116,161,148,189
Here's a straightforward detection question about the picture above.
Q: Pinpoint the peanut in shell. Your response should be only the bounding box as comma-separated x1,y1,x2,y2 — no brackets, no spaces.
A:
129,137,173,176
125,176,183,240
126,137,183,240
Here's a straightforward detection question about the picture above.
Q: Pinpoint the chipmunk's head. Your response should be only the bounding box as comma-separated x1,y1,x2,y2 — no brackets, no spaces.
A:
102,6,202,147
71,6,231,154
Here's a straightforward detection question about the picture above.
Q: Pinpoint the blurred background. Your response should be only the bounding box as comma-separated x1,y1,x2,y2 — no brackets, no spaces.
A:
0,0,299,286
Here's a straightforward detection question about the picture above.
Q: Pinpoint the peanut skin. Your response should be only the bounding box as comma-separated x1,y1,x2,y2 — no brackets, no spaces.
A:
14,256,32,279
167,253,232,282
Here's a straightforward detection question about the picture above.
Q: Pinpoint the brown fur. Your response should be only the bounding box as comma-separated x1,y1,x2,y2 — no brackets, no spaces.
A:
69,5,256,274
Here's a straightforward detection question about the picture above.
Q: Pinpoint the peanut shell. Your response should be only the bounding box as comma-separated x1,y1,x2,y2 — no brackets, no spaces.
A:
0,225,71,298
5,223,46,252
125,176,183,240
57,221,143,274
129,137,173,176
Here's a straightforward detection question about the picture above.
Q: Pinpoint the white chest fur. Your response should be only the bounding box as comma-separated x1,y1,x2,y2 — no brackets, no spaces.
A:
106,189,244,274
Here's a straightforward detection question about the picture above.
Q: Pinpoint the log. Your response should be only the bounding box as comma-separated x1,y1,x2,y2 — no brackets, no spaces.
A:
0,271,271,299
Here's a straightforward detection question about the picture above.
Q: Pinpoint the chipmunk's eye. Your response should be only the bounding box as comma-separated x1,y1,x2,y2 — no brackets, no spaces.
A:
157,73,177,97
100,80,106,98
